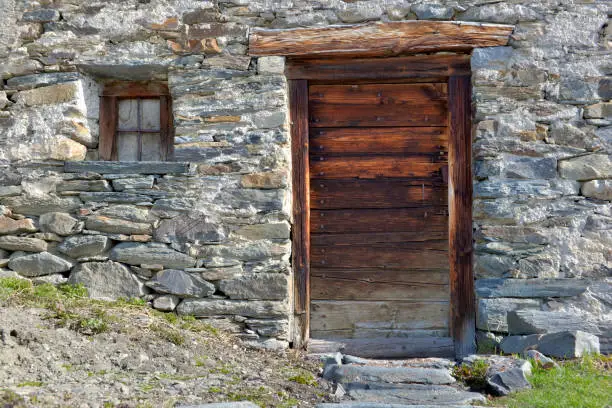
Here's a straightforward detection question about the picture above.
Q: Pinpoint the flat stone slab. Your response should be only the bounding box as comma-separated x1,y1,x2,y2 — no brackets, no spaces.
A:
317,404,475,408
178,403,259,408
476,278,588,298
345,383,486,405
342,356,453,370
325,364,455,385
65,161,190,175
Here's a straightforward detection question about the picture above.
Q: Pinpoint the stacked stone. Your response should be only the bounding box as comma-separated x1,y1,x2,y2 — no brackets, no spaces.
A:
1,0,611,350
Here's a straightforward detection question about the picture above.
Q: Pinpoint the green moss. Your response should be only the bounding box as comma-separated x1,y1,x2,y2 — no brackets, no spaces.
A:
16,381,44,387
288,371,318,386
452,358,489,390
149,323,185,345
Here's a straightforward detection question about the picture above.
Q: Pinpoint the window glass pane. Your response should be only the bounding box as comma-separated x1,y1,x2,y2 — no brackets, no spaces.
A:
117,132,139,161
141,99,161,131
117,100,139,130
141,133,162,161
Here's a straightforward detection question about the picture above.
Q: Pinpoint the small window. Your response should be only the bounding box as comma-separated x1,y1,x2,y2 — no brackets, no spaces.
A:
99,82,174,161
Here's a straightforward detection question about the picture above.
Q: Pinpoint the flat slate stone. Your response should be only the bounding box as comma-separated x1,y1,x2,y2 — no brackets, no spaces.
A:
146,269,215,298
345,383,487,405
507,310,600,335
316,404,475,408
57,235,111,259
65,161,191,175
324,364,455,385
537,331,600,358
475,278,588,298
8,251,73,277
177,403,259,408
110,242,196,269
69,261,147,301
0,236,47,252
177,298,286,318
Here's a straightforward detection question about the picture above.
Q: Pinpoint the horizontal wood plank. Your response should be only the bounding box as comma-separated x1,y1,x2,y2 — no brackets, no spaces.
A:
311,242,448,269
309,83,447,104
310,179,447,209
310,155,446,179
249,21,514,57
312,272,449,301
308,336,454,358
310,103,447,127
310,127,448,155
102,81,169,97
286,54,470,80
310,328,450,339
311,268,449,285
310,300,449,332
311,208,447,234
311,231,447,245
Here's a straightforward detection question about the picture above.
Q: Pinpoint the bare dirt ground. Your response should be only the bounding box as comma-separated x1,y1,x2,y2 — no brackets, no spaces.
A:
0,281,333,408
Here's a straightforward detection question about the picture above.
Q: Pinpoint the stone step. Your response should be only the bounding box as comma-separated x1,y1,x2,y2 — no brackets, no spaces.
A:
324,364,455,385
344,383,487,406
317,404,475,408
342,355,453,370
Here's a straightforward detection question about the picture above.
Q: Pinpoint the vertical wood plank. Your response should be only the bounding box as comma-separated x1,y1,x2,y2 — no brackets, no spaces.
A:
99,96,117,160
289,79,310,348
160,96,172,160
448,74,475,359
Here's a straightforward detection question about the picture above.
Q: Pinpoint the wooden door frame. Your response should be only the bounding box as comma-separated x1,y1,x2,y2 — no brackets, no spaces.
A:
287,55,475,358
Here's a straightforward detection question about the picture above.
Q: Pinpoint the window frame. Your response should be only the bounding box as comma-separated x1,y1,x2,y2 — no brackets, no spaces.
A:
99,81,174,161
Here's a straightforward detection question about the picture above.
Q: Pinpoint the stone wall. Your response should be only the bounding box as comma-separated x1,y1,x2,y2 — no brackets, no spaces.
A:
0,0,610,351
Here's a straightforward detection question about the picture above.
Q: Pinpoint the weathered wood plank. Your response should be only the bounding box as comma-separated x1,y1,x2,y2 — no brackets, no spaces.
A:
311,273,449,301
309,83,447,104
311,268,449,284
289,79,310,348
102,81,169,97
310,328,450,339
448,74,475,359
310,179,447,209
310,127,448,156
249,21,514,57
308,336,455,358
311,231,447,245
286,54,470,80
310,208,447,234
310,155,446,179
310,102,447,128
98,96,117,161
311,242,448,269
310,300,449,332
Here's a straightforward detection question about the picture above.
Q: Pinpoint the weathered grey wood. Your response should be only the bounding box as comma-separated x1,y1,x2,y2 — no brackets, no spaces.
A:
249,21,514,57
476,278,589,298
309,336,455,358
64,161,190,175
311,300,449,334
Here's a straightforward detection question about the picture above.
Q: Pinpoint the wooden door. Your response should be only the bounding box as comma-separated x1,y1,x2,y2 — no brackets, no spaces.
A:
288,55,475,359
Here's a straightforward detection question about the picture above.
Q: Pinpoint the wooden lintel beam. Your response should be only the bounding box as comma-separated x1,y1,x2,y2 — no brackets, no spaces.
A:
249,21,514,58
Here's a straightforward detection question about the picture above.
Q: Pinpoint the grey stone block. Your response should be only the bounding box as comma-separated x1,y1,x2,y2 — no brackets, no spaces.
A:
500,334,542,354
475,279,588,298
22,9,61,22
146,269,215,298
477,298,541,332
0,236,47,252
110,243,196,269
176,299,286,318
537,331,600,358
219,273,288,300
64,161,190,175
39,212,82,236
57,235,111,259
5,72,80,90
324,364,455,385
8,251,73,277
507,310,599,335
69,261,147,301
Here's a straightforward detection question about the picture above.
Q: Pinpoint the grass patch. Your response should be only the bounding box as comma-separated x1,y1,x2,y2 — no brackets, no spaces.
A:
288,370,318,386
452,358,489,391
16,381,44,387
149,323,185,345
492,354,612,408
